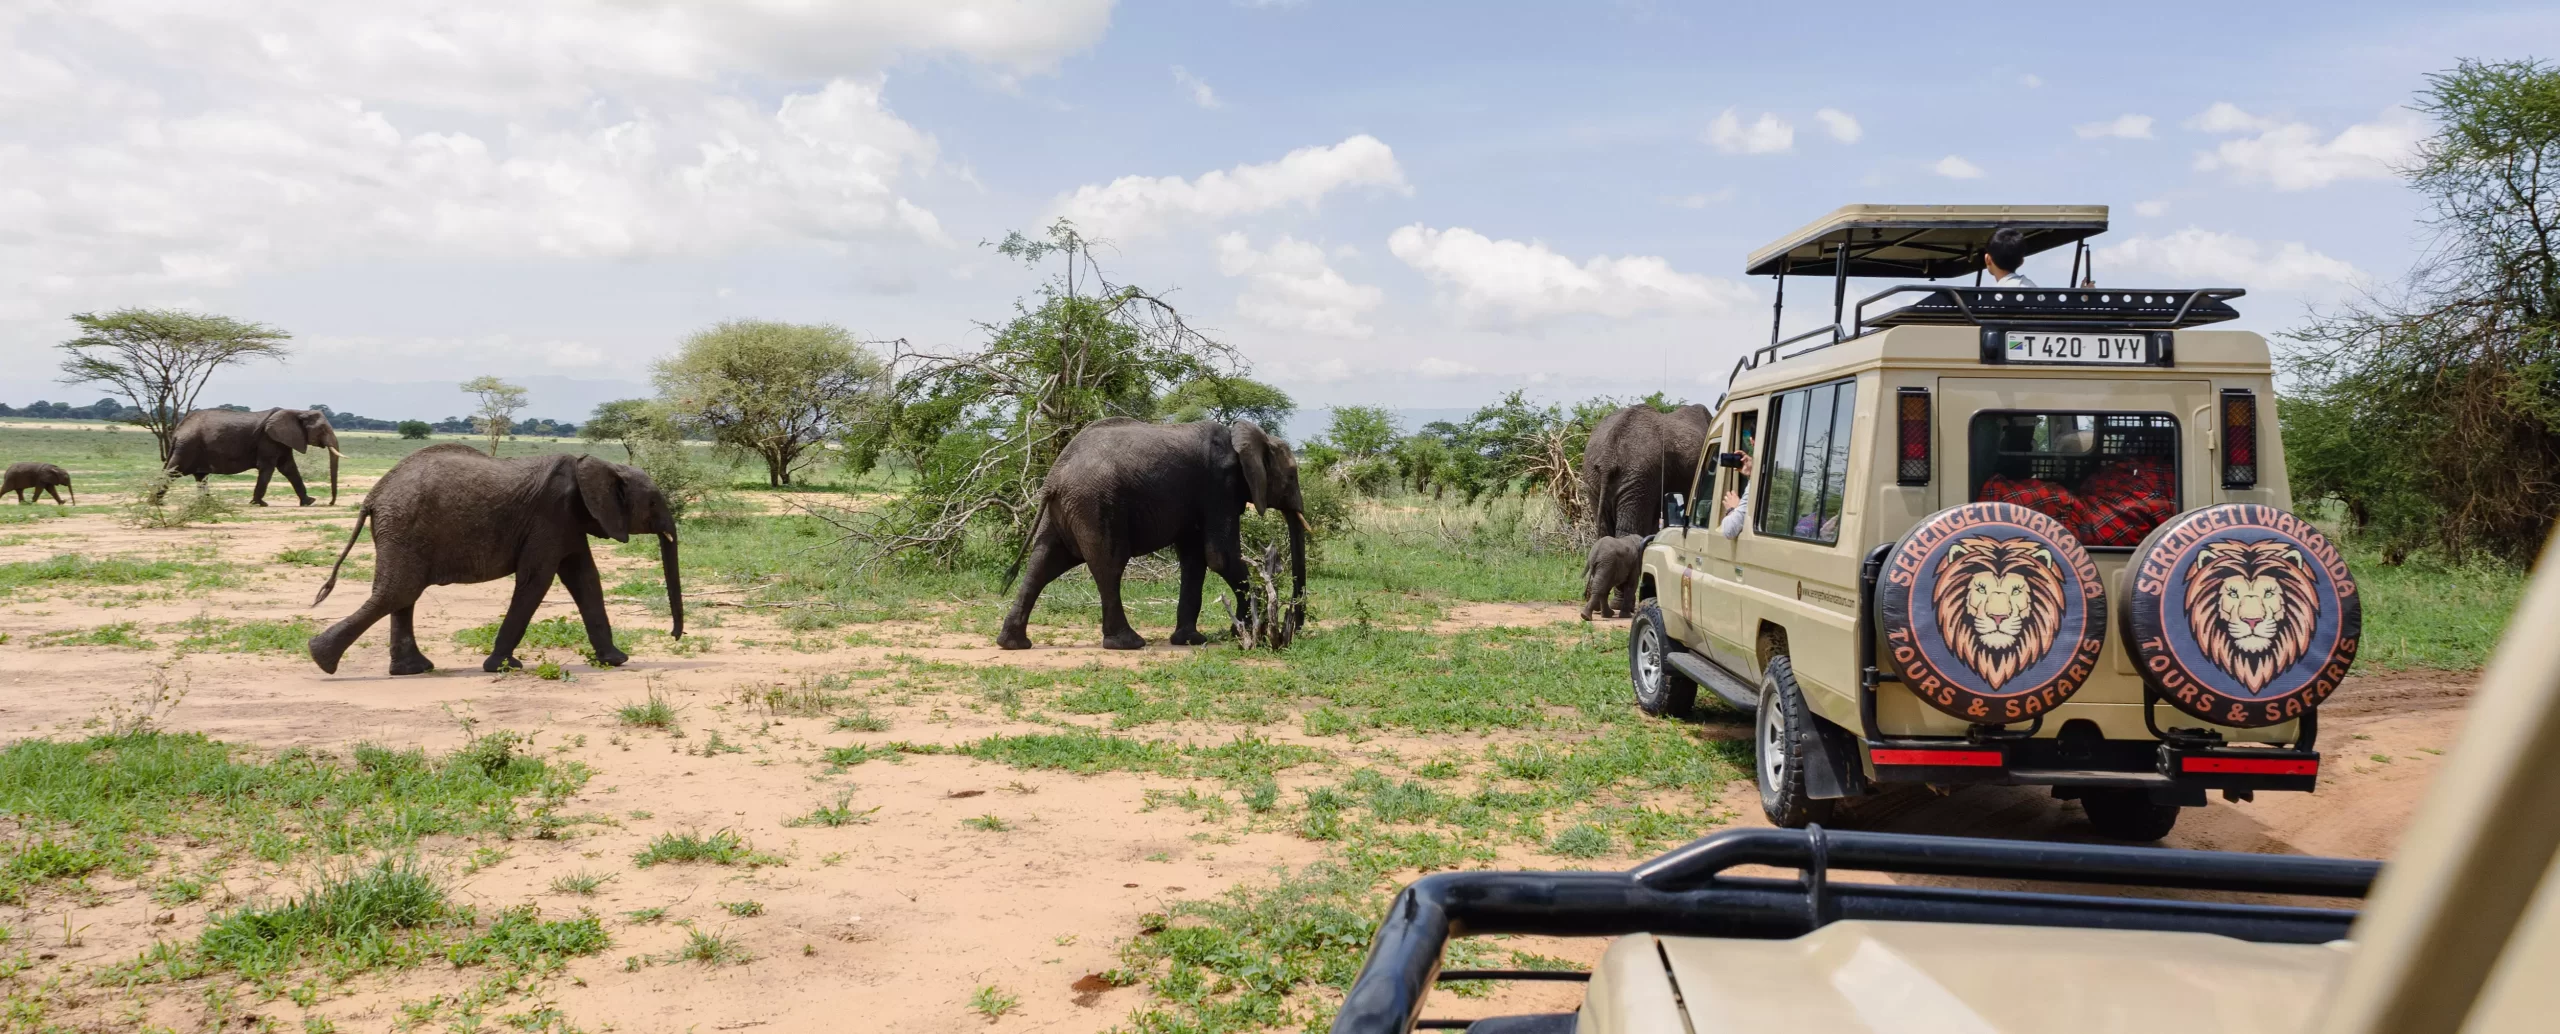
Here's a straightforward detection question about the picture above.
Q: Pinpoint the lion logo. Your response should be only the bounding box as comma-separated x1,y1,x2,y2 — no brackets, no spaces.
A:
1931,535,2066,689
2185,539,2320,694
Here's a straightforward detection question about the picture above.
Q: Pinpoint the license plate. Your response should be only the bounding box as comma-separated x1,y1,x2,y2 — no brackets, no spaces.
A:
2003,332,2150,365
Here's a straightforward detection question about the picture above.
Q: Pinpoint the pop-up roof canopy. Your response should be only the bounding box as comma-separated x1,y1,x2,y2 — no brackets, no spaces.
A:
1745,204,2109,278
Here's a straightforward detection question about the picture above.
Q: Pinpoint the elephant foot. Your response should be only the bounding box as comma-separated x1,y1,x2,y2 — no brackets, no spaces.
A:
1169,628,1207,647
1579,608,1594,622
298,497,316,507
308,637,344,675
250,499,270,507
1101,630,1147,651
996,625,1033,650
390,655,436,676
590,647,629,668
483,654,524,673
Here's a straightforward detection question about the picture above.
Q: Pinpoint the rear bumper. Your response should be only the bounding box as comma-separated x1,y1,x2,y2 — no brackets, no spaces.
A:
1866,738,2320,797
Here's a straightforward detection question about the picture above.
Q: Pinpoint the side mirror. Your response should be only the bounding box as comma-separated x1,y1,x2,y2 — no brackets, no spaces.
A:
1663,492,1688,528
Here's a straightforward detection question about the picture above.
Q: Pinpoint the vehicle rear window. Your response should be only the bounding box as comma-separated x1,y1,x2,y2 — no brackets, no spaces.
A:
1968,412,2179,548
1758,379,1856,544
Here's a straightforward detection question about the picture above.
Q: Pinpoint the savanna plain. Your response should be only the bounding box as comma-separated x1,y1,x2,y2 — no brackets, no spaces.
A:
0,419,2519,1033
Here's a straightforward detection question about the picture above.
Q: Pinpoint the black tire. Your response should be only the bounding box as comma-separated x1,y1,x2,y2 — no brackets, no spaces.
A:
1756,655,1836,829
1628,601,1697,718
2080,789,2181,841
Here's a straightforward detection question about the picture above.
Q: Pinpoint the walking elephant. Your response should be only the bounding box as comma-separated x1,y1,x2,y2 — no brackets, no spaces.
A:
3,462,73,505
1580,533,1642,621
168,407,344,506
1582,403,1712,537
999,418,1306,651
306,444,684,676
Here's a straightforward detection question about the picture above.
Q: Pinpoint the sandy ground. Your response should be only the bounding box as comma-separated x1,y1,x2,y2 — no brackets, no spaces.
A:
0,509,2479,1032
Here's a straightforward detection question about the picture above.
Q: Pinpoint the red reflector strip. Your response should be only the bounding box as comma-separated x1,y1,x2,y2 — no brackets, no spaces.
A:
2182,756,2318,775
1872,749,2003,767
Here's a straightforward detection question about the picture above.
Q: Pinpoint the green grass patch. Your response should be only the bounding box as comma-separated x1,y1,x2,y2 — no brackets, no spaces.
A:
0,554,212,597
2342,535,2528,670
171,615,321,654
454,615,635,658
631,829,777,868
615,691,681,730
785,795,876,828
274,546,336,566
30,621,156,649
661,928,752,966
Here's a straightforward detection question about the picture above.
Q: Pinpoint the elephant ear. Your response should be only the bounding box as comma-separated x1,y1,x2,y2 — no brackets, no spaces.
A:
1231,420,1271,513
261,409,309,452
573,456,632,542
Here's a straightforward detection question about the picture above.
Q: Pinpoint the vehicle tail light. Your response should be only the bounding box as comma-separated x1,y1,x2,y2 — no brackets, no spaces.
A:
2221,389,2258,488
1896,388,1930,485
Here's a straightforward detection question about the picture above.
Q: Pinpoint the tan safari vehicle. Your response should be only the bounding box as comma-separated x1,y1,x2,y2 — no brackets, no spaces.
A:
1627,205,2364,841
1327,523,2560,1034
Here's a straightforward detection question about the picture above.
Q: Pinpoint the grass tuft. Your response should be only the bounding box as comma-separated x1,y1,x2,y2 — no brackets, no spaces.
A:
632,829,777,868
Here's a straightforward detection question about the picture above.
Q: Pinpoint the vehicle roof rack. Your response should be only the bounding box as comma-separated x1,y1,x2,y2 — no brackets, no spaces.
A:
1746,204,2107,278
1861,285,2245,331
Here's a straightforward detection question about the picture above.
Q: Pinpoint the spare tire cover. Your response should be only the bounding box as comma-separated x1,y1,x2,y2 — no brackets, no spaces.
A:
2123,504,2360,728
1877,502,2108,724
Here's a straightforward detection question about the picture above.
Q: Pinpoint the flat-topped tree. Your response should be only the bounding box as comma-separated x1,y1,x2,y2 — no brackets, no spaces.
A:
55,308,292,463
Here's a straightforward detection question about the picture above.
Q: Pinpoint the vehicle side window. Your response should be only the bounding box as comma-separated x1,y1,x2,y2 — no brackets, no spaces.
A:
1755,380,1855,545
1685,439,1719,526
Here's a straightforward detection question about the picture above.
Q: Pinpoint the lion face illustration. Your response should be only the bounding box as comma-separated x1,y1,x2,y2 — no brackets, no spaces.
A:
1931,535,2065,689
2185,539,2319,693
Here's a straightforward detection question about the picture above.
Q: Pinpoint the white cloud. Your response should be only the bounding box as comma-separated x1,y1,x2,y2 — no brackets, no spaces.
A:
1213,233,1383,339
2188,105,2422,191
2096,228,2363,291
1706,109,1794,154
1415,357,1477,379
1933,155,1984,179
0,1,1118,312
1665,187,1738,209
2019,73,2044,89
1171,66,1221,109
1814,108,1863,144
2075,114,2155,140
2135,199,2170,218
1385,224,1754,325
1054,135,1410,237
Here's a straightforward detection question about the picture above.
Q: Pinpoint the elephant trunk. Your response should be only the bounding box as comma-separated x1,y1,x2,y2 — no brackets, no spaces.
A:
1285,509,1307,633
326,447,340,505
660,532,685,639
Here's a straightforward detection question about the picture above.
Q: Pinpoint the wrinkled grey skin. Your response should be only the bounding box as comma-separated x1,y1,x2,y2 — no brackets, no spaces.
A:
168,408,342,506
307,444,684,676
999,418,1307,651
1583,404,1712,537
3,462,73,505
1580,533,1643,621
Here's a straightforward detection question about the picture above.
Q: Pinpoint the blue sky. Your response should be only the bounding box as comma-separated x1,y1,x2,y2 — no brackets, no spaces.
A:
4,0,2555,428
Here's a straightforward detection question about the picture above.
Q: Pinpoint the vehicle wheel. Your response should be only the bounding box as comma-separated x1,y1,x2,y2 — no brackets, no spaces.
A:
2080,789,2181,841
1628,601,1697,718
1756,654,1835,828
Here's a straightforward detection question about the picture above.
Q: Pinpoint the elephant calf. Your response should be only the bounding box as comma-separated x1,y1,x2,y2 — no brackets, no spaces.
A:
1580,534,1643,621
307,445,683,676
3,462,73,505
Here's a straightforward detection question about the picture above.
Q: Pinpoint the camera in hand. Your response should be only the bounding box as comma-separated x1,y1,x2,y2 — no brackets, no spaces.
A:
1717,451,1747,469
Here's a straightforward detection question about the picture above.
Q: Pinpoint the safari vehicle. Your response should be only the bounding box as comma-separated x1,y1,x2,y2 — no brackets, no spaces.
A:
1630,205,2362,840
1329,527,2560,1033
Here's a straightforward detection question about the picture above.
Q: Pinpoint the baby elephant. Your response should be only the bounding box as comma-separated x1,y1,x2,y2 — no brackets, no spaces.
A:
1581,533,1643,621
3,462,73,505
307,445,684,676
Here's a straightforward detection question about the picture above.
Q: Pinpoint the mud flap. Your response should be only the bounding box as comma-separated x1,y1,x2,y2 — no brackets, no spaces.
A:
1804,713,1865,800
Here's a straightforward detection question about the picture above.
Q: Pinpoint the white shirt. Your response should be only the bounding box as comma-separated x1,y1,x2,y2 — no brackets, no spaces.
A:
1720,484,1752,539
1993,272,2037,288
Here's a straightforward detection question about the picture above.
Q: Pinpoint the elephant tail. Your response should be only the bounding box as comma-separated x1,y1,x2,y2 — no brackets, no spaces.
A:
311,508,371,608
1000,499,1048,593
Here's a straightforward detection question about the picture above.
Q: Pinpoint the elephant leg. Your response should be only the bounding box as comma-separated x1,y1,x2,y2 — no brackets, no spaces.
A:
559,548,626,667
998,533,1080,651
484,560,560,672
251,463,274,505
1092,555,1145,651
1207,530,1253,637
10,488,21,504
309,573,423,675
1169,537,1208,646
47,487,66,505
275,453,314,506
387,606,435,676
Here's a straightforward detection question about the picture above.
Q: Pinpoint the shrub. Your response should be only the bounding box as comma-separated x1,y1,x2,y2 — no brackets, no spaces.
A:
396,420,431,439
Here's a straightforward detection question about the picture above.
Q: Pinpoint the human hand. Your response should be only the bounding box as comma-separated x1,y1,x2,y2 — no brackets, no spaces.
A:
1723,491,1742,510
1739,454,1756,478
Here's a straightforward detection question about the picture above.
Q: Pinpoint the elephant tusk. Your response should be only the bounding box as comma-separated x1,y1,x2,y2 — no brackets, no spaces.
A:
327,447,346,458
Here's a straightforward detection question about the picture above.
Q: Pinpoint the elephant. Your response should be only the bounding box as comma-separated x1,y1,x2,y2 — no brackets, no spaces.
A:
1580,533,1642,621
999,418,1306,651
1582,403,1713,537
167,407,343,506
3,462,73,505
306,444,684,676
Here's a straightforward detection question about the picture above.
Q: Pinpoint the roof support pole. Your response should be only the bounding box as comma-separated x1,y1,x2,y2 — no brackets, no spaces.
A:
1769,273,1786,346
1831,242,1850,340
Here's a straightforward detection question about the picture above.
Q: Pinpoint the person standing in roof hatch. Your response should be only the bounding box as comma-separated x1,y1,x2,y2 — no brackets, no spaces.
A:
1984,227,2036,288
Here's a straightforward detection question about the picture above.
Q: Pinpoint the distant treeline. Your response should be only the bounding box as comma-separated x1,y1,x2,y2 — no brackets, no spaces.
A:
0,399,580,437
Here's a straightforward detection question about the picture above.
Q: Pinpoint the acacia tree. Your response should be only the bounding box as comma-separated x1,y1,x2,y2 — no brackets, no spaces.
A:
2286,58,2560,563
461,376,528,457
655,321,886,487
56,308,291,462
1159,374,1295,428
852,220,1233,562
581,398,681,461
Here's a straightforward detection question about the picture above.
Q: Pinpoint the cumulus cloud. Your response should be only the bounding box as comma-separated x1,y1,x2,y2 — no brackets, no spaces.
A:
1706,109,1793,154
2076,114,2155,140
1933,155,1985,179
1054,135,1409,237
0,0,1115,318
1385,225,1753,326
2186,104,2422,190
1172,66,1221,109
1664,187,1738,209
1415,357,1477,379
2097,228,2363,291
1214,233,1383,339
1814,108,1863,144
2135,199,2170,218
